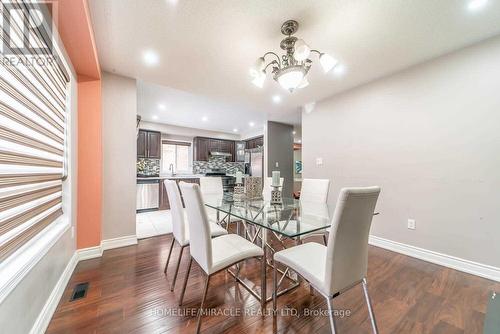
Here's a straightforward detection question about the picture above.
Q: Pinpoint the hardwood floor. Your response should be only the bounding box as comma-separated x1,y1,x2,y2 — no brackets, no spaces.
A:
46,233,499,334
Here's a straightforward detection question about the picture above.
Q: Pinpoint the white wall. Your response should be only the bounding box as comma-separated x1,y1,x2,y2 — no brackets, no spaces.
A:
303,36,500,269
102,72,137,240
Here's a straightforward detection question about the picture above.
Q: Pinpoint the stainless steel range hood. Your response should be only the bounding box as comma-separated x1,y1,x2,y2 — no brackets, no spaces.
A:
210,151,232,157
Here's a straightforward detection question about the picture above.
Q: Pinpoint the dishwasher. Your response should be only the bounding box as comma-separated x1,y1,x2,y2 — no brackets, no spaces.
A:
136,179,160,211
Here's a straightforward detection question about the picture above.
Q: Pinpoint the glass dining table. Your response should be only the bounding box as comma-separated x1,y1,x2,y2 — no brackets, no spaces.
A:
204,194,333,308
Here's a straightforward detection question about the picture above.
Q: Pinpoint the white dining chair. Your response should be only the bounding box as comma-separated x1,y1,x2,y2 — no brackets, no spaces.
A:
262,176,284,201
300,178,330,204
178,182,264,333
273,186,381,334
298,178,331,243
163,180,227,292
199,177,224,223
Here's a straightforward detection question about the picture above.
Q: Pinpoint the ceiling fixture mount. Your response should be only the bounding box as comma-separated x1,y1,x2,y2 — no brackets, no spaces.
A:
250,20,338,92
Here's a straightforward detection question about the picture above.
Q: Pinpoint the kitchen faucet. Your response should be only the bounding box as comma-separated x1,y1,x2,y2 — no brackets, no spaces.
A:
169,163,175,175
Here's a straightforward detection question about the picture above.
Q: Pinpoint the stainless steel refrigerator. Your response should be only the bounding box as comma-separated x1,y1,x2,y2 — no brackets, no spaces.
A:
245,147,263,177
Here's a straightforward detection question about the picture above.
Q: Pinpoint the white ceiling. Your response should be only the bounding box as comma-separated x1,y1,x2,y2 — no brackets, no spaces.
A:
89,0,500,134
137,80,267,135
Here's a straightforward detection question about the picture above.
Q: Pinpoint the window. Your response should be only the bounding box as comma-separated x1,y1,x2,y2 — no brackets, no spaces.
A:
161,141,191,174
0,2,70,262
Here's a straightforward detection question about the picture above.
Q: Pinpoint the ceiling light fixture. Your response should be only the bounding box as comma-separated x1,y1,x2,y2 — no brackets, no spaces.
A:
202,116,208,122
158,103,166,110
233,128,238,132
249,122,255,127
152,115,158,120
142,50,159,66
250,20,338,92
468,0,488,11
272,95,281,103
292,131,296,135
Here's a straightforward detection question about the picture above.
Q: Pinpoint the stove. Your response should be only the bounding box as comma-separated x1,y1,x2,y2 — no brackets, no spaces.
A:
204,169,235,193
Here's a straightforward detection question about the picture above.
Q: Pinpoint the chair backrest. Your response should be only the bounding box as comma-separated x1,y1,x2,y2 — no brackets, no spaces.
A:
324,187,380,296
199,177,223,196
300,178,330,204
178,182,212,274
262,177,284,201
164,180,186,244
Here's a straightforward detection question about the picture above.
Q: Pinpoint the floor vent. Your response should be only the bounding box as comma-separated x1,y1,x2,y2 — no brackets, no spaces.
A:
70,282,89,301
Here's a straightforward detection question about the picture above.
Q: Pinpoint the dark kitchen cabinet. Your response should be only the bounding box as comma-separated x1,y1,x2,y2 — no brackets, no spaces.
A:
137,130,161,159
193,137,236,162
245,136,264,150
147,131,161,159
137,130,147,158
193,137,210,161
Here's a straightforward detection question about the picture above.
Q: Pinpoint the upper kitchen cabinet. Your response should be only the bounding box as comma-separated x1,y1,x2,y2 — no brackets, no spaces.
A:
245,136,264,150
137,130,162,159
193,137,235,161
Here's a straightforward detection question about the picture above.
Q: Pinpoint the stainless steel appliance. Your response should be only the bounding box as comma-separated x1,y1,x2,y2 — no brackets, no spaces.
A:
235,141,246,162
244,147,263,177
136,178,159,211
205,169,236,193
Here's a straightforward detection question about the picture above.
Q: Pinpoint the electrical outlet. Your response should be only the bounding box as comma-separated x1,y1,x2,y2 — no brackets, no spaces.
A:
275,162,279,168
316,157,323,166
71,226,75,239
407,219,416,230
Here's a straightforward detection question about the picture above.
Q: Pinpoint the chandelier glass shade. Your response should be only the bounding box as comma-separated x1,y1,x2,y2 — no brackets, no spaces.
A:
250,20,338,92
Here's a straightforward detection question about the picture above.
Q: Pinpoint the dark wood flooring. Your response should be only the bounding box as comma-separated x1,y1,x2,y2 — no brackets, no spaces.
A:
46,233,499,334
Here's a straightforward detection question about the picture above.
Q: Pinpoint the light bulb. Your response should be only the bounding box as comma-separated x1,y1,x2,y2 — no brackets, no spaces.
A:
294,39,310,61
319,53,338,73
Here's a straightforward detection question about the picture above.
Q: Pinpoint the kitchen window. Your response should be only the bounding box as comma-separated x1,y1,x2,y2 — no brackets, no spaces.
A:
161,141,191,174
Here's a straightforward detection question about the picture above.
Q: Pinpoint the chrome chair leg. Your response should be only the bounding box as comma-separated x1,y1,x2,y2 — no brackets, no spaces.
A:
164,238,175,274
170,245,186,291
362,278,379,334
322,234,328,245
326,297,338,334
196,274,211,333
179,257,192,306
272,260,277,313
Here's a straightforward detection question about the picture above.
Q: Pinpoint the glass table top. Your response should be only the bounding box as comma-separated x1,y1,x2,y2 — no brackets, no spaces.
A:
204,194,332,238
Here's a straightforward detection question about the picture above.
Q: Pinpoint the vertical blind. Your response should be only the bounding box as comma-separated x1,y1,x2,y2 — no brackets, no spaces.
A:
0,1,69,261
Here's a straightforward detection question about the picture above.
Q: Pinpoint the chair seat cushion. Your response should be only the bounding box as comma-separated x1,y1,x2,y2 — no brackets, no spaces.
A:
210,234,263,274
274,242,327,294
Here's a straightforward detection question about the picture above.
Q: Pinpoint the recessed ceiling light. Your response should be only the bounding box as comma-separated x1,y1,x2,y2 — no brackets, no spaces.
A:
202,116,208,122
142,50,159,66
158,103,166,110
233,128,238,132
249,122,255,127
166,0,178,5
272,95,281,103
292,130,296,135
467,0,488,11
298,139,302,143
152,115,158,120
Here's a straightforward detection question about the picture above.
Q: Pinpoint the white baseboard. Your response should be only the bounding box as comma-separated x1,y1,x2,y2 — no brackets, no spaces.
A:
369,235,500,282
30,252,78,334
76,245,102,261
76,235,138,262
101,235,138,251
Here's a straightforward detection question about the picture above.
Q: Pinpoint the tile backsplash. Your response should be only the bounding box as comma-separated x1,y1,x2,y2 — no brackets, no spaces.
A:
137,158,160,176
193,156,244,175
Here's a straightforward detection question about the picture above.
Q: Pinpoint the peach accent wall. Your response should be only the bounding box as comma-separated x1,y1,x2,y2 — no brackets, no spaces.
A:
77,79,102,248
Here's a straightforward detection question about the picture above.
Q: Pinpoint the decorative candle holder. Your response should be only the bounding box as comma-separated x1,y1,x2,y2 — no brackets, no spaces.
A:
233,183,245,202
270,185,283,204
245,176,262,199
